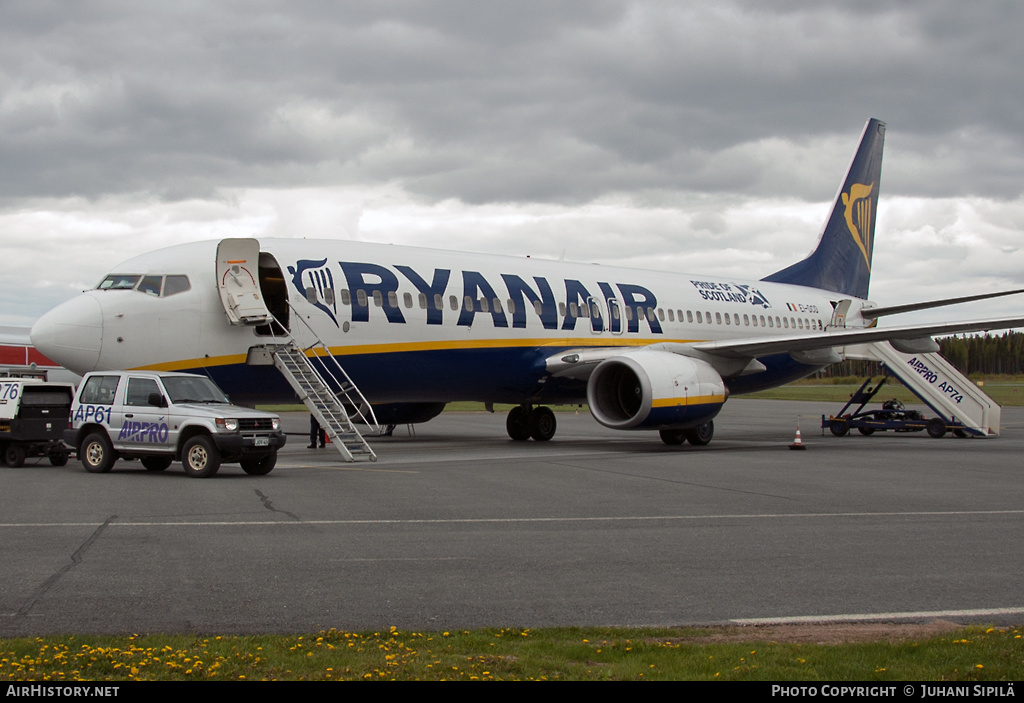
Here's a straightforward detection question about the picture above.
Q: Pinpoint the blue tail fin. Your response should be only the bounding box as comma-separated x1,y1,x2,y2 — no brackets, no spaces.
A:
762,118,885,299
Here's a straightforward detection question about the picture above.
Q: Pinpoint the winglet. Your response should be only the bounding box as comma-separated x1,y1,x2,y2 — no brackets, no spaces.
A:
762,118,886,299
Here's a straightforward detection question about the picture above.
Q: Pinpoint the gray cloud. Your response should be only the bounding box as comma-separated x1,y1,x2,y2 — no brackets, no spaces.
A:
2,1,1023,205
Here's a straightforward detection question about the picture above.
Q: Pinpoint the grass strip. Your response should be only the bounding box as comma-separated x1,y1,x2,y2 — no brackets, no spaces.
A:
3,625,1021,681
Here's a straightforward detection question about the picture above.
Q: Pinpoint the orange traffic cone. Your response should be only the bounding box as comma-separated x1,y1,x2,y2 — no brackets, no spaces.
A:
789,426,806,450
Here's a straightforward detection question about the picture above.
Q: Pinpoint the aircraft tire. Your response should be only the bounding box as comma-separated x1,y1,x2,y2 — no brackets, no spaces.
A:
857,427,875,436
926,418,947,439
240,451,277,476
142,456,173,472
5,444,26,468
829,419,849,437
182,435,221,478
659,429,688,445
528,407,556,442
684,420,714,446
506,407,531,441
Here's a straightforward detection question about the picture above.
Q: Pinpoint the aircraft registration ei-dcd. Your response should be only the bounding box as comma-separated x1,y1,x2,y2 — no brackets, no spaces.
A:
30,119,1024,446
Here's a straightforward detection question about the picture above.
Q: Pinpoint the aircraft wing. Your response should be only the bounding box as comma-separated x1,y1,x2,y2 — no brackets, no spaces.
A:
545,315,1024,380
689,316,1024,359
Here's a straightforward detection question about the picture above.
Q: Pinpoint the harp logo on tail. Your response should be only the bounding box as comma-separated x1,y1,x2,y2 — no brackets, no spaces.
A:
842,182,874,269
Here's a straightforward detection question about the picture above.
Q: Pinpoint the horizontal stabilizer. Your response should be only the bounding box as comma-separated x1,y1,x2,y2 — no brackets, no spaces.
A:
861,289,1024,319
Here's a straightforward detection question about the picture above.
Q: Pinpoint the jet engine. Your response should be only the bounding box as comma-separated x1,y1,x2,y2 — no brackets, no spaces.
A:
586,350,727,430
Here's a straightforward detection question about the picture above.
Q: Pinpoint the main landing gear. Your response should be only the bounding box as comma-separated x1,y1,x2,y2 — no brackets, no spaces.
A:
658,421,714,447
506,405,556,442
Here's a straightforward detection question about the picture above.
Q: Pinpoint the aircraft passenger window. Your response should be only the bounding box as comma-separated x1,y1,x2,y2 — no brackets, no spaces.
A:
734,314,740,326
382,291,393,308
449,295,458,311
783,317,789,329
624,307,633,321
647,307,655,320
323,289,335,306
533,301,543,316
744,314,749,326
163,276,191,297
590,302,599,319
558,302,566,316
775,316,781,327
507,299,516,315
659,309,666,322
724,313,730,325
705,311,711,323
137,276,162,296
687,310,693,323
696,311,702,323
433,294,442,310
798,318,803,329
98,274,140,291
418,293,427,309
357,290,368,307
480,297,489,313
464,296,473,311
715,312,722,324
569,302,578,317
637,307,644,321
305,286,318,304
340,289,351,306
404,292,414,308
493,298,503,313
79,375,120,405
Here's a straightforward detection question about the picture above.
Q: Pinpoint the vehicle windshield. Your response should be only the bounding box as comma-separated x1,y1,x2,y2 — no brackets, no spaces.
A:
161,376,230,404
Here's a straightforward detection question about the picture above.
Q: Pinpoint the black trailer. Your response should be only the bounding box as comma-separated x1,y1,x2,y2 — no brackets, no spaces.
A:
821,374,968,439
0,379,74,466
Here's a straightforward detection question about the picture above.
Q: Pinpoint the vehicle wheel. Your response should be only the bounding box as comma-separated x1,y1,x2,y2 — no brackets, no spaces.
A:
141,456,173,472
829,419,849,437
659,429,688,445
240,452,277,476
857,427,875,436
81,432,116,473
49,452,69,467
5,444,26,468
926,418,947,439
528,407,556,441
182,435,221,478
684,420,714,446
506,406,531,441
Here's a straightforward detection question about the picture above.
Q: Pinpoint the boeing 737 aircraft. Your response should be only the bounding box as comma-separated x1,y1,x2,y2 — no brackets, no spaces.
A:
30,119,1024,447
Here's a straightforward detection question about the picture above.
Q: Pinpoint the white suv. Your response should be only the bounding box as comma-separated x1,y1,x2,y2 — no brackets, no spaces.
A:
66,371,287,478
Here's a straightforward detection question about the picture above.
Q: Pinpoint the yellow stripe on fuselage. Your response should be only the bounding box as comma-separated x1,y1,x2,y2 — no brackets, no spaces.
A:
132,336,705,372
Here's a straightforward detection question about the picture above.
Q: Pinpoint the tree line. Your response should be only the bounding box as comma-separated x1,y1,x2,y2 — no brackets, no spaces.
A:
808,331,1024,380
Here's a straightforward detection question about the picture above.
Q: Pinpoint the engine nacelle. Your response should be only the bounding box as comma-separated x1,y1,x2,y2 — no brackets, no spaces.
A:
586,350,727,430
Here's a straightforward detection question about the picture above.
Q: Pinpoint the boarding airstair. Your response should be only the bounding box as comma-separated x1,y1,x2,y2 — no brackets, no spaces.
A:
850,341,1000,437
258,305,378,462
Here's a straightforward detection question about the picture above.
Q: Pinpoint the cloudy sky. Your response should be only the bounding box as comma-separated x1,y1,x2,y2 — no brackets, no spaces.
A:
3,1,1023,328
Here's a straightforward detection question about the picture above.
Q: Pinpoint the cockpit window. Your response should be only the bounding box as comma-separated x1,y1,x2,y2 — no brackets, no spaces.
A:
164,276,191,296
98,274,141,290
138,276,162,296
96,274,191,297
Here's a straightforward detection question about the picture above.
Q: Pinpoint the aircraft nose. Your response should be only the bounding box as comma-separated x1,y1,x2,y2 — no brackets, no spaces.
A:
30,294,104,374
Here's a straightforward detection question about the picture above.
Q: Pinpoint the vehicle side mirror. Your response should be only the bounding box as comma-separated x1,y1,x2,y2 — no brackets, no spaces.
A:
148,393,168,408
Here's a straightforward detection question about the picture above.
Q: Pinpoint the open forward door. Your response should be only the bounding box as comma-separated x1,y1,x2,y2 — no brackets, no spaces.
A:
216,238,273,326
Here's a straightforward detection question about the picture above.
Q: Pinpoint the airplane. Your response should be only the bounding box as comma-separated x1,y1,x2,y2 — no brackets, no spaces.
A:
29,118,1024,447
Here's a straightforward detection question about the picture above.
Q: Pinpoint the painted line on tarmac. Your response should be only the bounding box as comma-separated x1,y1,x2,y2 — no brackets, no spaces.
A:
2,508,1022,528
732,607,1024,625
